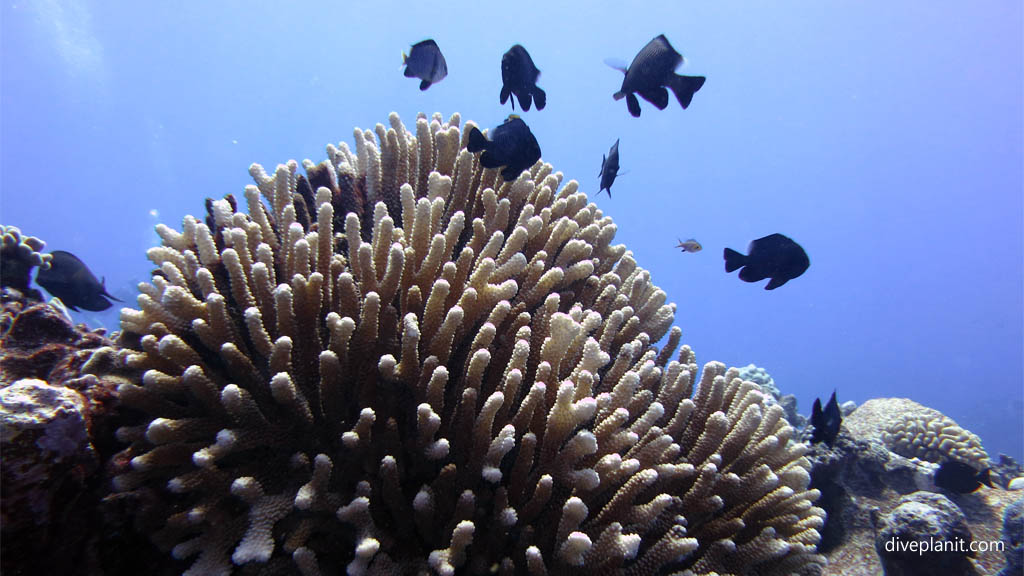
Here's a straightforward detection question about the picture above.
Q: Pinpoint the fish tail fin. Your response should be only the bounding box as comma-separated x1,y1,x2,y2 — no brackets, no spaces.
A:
100,277,124,302
520,90,533,112
626,93,641,117
724,248,746,272
467,127,488,153
978,468,994,489
612,91,626,101
500,85,511,106
668,75,706,109
533,86,546,110
419,79,432,91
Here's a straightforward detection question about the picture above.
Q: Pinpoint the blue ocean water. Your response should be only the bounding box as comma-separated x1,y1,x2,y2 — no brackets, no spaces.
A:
1,1,1021,460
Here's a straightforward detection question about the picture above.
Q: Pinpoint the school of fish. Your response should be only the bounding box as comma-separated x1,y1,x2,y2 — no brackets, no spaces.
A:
31,35,807,335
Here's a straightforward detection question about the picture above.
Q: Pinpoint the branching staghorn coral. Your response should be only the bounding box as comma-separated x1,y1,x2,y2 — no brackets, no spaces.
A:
110,112,825,575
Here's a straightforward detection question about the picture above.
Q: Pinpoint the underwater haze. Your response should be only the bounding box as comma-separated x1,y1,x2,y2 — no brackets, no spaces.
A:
2,1,1022,460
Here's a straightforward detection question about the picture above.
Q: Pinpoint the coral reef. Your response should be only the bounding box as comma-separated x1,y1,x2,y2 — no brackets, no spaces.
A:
0,272,138,575
737,364,780,398
992,455,1024,490
1,379,98,573
1,301,109,384
0,224,51,298
810,397,1019,575
1003,498,1024,576
109,112,826,575
736,363,805,428
883,409,989,470
874,491,975,576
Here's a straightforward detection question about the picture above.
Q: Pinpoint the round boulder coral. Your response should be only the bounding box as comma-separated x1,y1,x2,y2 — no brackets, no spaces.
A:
110,112,825,575
882,409,989,469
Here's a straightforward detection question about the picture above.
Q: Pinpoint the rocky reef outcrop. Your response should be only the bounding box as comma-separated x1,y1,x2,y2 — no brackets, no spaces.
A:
808,397,1023,575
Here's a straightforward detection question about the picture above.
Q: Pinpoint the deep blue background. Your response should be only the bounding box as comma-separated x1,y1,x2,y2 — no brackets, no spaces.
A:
2,1,1021,459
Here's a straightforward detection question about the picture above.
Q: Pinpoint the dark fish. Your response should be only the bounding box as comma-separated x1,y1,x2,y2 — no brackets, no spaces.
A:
403,39,448,91
934,461,994,494
810,390,841,447
35,250,122,312
500,44,546,111
724,233,809,290
466,115,542,182
610,34,706,117
598,139,620,197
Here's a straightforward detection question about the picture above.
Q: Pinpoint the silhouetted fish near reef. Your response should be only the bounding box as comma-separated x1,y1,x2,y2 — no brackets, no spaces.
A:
724,233,809,290
598,139,620,197
35,250,122,312
403,39,447,90
500,44,546,111
467,115,542,182
609,34,706,117
810,390,841,447
934,460,994,494
676,238,702,253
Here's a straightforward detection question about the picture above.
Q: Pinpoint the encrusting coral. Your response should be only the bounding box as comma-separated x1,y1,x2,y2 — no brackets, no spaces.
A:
108,112,826,575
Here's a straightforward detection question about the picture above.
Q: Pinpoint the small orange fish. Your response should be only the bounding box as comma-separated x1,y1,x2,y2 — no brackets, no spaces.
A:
676,238,702,253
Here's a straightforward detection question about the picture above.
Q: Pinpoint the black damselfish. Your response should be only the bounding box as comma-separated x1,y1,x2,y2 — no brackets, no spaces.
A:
598,139,620,197
466,115,542,182
402,39,448,91
500,45,546,112
933,461,994,494
724,233,809,290
810,391,841,447
610,34,706,117
35,250,122,312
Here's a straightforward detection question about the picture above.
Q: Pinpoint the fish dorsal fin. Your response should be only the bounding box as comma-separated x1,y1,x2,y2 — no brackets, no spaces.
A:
603,57,628,73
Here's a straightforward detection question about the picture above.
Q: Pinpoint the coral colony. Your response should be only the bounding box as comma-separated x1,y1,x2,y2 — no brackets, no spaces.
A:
2,113,1021,576
107,113,825,574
